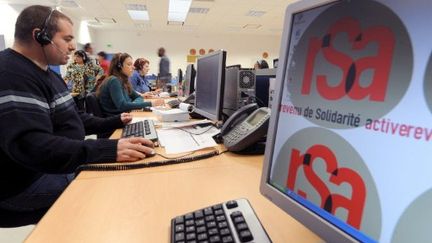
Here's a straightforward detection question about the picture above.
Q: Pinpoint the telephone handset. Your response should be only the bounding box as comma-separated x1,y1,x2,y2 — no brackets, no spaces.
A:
182,92,195,105
221,103,271,152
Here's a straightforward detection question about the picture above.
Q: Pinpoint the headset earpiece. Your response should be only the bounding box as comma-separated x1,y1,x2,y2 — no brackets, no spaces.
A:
82,51,88,63
35,29,51,46
35,9,55,46
117,62,123,70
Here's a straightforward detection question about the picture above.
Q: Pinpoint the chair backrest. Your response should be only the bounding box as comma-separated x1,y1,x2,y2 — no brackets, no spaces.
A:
0,207,48,228
85,92,104,117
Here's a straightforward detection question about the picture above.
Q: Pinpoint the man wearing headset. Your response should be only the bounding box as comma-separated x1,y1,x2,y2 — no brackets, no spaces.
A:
0,5,156,212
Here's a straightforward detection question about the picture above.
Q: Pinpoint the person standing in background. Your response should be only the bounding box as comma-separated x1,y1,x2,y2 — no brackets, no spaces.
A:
97,51,110,75
84,42,98,65
63,50,103,110
157,47,171,90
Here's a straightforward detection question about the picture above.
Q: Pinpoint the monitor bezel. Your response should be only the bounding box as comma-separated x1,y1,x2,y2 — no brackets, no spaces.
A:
184,64,196,96
259,0,359,242
194,49,227,122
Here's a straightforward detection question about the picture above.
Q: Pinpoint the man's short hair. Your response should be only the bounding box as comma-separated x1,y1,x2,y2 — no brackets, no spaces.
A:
97,51,107,59
84,43,92,52
14,5,73,44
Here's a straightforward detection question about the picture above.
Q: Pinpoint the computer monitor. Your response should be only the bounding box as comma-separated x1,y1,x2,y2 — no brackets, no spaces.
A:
273,58,279,69
177,68,183,84
183,64,196,97
260,0,428,242
255,68,276,108
194,50,227,122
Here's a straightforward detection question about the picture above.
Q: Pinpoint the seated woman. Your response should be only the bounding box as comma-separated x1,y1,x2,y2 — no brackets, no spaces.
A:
97,53,164,116
130,58,157,98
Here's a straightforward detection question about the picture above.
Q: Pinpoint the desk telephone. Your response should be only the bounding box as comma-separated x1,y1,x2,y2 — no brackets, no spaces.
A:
221,103,271,153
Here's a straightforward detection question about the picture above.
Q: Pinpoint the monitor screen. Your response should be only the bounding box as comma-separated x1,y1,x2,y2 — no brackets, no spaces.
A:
194,50,227,122
184,64,196,97
260,0,431,242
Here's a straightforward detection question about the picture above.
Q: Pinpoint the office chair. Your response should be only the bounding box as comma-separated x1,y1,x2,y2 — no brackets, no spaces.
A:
84,93,113,138
85,92,104,118
0,207,49,228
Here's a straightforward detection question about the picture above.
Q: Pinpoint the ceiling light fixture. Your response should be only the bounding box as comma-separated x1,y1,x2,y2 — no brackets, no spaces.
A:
246,10,266,17
168,0,192,23
126,4,150,21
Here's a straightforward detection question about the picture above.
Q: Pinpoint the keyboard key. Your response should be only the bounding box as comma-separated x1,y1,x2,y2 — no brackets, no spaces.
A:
175,232,185,241
222,236,234,243
238,230,253,242
194,210,204,219
175,224,184,233
226,200,238,209
209,235,221,243
197,233,208,241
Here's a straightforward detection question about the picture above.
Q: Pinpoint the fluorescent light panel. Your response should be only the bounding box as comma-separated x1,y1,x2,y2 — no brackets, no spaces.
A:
189,7,209,14
168,0,192,22
246,10,266,17
126,4,149,21
243,24,261,29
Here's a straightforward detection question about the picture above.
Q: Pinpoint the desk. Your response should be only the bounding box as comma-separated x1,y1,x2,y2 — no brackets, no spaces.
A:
25,113,321,243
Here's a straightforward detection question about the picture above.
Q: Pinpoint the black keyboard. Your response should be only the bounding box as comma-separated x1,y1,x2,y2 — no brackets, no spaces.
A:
167,99,181,108
171,198,271,243
121,120,158,142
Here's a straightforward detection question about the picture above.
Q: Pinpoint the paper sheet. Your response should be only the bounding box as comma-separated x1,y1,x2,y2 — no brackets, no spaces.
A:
157,125,220,154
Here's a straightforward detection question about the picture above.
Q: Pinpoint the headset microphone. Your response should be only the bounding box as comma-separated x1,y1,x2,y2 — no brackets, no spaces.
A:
50,41,67,55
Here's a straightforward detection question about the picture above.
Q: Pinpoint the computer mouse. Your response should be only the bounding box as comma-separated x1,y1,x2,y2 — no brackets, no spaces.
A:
146,150,156,158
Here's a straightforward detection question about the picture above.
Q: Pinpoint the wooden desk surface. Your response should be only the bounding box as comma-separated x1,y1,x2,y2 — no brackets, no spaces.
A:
25,114,321,243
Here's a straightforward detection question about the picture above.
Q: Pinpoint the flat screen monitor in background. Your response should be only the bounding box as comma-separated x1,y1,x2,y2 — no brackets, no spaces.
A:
273,58,279,69
194,50,227,122
183,64,196,97
177,68,183,84
260,0,430,242
255,69,276,108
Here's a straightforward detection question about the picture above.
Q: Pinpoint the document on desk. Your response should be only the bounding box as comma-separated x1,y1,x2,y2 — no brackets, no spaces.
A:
157,125,220,154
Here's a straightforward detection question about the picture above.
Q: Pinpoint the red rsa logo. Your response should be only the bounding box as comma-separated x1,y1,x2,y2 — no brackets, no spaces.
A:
301,17,395,102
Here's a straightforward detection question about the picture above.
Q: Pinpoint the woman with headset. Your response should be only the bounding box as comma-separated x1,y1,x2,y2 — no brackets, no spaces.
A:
96,53,164,116
130,58,158,98
64,50,103,109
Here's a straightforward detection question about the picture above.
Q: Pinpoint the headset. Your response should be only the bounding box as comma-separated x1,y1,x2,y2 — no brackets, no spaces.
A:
117,53,125,70
74,50,89,63
117,61,123,70
34,8,55,46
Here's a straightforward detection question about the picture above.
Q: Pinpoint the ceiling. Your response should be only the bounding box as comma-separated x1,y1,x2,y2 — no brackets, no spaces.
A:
3,0,298,36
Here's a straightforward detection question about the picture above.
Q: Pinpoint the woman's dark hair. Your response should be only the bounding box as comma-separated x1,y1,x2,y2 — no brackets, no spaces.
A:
133,58,150,71
14,5,72,44
96,53,133,96
74,50,89,63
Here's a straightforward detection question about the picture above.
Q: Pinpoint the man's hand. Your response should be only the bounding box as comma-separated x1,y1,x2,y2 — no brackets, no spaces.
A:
120,113,133,125
116,137,155,162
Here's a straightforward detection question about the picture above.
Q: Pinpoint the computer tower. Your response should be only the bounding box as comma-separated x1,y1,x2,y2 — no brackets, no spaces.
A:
223,66,256,117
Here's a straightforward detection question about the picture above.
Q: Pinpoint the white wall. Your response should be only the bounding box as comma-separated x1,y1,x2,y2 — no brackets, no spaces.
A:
0,4,22,48
0,4,83,49
90,29,281,76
